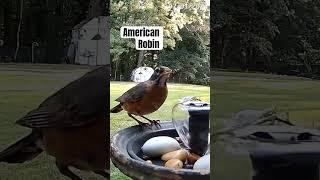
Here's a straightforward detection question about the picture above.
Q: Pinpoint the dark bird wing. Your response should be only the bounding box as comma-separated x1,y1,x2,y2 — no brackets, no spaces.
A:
115,82,149,103
0,130,43,163
16,66,109,128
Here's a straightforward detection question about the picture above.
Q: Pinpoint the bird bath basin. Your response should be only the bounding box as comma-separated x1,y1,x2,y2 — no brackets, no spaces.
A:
223,125,320,180
111,121,210,180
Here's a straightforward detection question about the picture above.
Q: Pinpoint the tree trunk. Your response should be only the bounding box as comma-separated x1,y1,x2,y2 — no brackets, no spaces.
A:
248,47,253,70
0,7,4,40
240,48,247,71
300,51,312,73
88,0,106,18
265,55,272,73
221,38,229,68
47,0,64,64
303,58,312,73
4,2,17,54
114,59,119,80
137,50,145,67
13,0,23,61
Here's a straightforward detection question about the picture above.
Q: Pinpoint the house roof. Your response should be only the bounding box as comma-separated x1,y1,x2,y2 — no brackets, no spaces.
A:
72,16,106,30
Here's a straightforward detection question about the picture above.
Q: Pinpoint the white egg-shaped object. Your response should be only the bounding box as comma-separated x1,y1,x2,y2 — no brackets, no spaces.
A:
141,136,180,157
193,154,210,170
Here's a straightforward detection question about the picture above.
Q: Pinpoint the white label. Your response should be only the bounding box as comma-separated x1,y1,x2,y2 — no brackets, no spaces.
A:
120,26,163,50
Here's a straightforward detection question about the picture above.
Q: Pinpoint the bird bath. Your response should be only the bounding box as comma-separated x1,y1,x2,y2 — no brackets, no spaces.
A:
223,125,320,180
111,121,210,180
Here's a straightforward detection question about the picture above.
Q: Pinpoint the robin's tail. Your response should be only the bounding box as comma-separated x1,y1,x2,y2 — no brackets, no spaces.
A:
110,104,123,113
0,130,43,163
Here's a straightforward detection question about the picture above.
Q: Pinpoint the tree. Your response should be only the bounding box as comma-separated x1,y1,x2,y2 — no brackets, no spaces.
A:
213,0,320,75
158,28,209,85
88,0,106,18
111,0,209,82
13,0,24,61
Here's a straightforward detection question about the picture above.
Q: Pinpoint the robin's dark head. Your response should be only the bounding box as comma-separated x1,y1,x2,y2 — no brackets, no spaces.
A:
149,66,172,85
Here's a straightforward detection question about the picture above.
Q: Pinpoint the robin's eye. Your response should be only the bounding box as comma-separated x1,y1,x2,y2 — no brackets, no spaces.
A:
155,68,160,73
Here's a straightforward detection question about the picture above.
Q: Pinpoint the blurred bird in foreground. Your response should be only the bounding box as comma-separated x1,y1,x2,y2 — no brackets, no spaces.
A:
111,66,172,127
0,66,109,180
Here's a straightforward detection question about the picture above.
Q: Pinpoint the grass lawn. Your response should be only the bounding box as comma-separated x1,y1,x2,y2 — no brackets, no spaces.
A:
0,63,105,180
212,71,320,180
110,81,210,179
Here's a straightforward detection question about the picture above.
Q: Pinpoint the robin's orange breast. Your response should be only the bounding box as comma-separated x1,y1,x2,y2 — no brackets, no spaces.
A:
122,85,168,116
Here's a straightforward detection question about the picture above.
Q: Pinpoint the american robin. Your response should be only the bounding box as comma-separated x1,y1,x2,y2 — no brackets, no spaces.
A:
111,66,172,127
0,66,109,180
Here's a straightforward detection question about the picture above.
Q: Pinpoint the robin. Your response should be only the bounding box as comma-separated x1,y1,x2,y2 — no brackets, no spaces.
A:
111,66,172,127
0,66,109,180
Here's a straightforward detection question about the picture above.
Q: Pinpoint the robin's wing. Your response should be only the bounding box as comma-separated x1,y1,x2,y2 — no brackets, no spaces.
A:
115,82,150,103
16,66,109,128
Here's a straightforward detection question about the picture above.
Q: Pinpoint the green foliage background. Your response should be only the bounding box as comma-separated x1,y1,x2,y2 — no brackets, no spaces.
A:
110,0,210,85
213,0,320,76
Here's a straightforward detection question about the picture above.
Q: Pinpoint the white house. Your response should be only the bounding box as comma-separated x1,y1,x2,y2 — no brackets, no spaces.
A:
71,16,109,65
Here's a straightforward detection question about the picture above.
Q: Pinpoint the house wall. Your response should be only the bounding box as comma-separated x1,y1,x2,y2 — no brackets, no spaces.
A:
74,16,109,65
